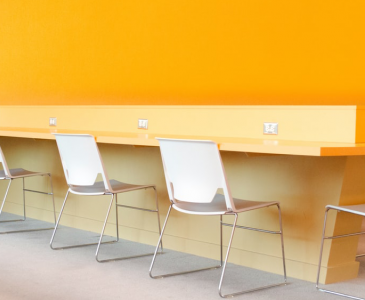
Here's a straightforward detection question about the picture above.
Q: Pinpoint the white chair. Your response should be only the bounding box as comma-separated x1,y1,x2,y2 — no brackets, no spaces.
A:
316,204,365,300
0,146,55,233
50,133,162,262
149,138,287,298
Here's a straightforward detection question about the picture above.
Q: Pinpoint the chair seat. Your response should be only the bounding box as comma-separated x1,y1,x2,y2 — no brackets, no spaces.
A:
69,179,155,195
0,168,48,180
173,194,278,215
327,204,365,217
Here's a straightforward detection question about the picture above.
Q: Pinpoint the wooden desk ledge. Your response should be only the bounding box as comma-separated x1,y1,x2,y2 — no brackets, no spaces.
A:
1,127,365,156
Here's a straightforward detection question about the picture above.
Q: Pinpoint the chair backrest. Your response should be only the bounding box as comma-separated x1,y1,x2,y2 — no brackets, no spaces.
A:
157,138,235,211
0,147,11,177
53,134,111,191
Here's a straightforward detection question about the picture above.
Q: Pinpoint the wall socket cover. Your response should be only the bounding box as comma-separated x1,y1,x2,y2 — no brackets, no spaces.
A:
263,122,278,135
49,117,57,126
138,119,148,129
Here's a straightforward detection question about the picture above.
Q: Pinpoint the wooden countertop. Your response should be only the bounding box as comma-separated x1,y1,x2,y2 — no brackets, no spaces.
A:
1,127,365,156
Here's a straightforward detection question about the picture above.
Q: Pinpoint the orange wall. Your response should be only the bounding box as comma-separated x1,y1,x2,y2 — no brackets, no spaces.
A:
0,0,364,105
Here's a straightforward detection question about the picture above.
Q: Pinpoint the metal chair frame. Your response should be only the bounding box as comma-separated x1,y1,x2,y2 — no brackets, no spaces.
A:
150,203,286,298
0,146,56,234
50,185,163,262
149,138,287,298
316,205,365,300
50,133,162,262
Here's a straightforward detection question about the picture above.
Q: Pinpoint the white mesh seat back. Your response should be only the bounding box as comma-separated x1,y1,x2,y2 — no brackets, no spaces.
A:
54,134,110,190
0,147,11,177
157,138,234,210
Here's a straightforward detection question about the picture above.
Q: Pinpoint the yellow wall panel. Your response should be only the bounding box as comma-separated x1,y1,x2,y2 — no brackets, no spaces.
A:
0,0,364,105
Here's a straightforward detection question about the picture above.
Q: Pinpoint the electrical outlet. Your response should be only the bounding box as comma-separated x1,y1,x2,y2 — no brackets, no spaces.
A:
49,117,57,126
263,122,278,135
138,119,148,129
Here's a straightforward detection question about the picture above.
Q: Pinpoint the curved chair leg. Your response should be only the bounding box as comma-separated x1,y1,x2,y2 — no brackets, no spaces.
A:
219,206,287,298
0,175,56,234
50,191,116,250
316,207,365,300
97,187,163,262
149,204,222,279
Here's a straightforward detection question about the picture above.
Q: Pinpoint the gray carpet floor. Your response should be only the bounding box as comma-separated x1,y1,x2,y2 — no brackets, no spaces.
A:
0,213,364,300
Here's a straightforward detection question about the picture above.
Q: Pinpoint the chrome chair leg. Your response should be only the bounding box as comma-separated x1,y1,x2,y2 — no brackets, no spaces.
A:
277,203,287,282
0,179,16,221
220,215,223,266
115,194,119,242
96,194,117,262
153,186,163,252
356,216,365,258
219,205,287,298
22,178,26,219
219,213,238,297
316,207,365,300
96,187,163,262
149,204,222,279
50,190,116,250
0,175,56,234
48,173,56,225
50,189,70,249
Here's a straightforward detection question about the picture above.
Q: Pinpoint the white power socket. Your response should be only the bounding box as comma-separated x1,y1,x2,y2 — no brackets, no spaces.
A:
49,117,57,126
263,122,278,135
138,119,148,129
